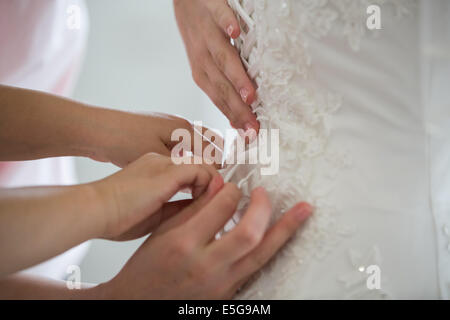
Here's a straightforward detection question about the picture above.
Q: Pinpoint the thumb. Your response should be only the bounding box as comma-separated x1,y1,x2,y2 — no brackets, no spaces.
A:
111,199,194,241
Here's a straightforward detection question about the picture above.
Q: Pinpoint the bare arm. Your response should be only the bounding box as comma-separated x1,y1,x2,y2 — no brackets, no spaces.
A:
0,84,105,161
0,273,101,299
0,184,104,277
0,153,218,278
0,155,312,299
0,84,222,167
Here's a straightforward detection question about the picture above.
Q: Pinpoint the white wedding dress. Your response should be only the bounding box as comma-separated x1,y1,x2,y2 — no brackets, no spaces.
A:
222,0,450,299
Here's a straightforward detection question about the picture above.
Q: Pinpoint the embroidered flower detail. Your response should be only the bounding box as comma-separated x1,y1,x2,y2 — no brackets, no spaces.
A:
224,0,414,299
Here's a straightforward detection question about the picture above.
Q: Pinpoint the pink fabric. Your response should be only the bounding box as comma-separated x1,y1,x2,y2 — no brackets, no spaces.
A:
0,163,14,178
0,0,90,280
0,0,88,184
0,2,47,81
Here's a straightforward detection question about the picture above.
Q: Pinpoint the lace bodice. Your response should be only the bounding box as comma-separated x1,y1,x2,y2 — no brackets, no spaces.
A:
220,0,450,299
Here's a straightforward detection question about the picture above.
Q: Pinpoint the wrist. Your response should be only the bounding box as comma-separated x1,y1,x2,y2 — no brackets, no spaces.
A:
72,104,115,162
80,106,142,166
78,182,110,240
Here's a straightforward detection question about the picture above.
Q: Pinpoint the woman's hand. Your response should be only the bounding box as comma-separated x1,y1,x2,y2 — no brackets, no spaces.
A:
174,0,259,133
94,182,313,299
93,152,220,241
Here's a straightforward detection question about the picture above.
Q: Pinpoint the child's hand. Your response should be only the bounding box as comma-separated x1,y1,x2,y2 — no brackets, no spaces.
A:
88,111,223,169
92,152,220,241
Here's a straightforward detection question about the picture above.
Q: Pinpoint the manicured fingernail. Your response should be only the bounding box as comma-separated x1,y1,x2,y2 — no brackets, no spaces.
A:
240,88,249,103
293,202,313,221
227,25,234,37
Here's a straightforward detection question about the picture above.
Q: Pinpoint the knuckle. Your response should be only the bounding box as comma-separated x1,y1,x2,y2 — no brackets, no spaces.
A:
227,183,242,199
178,117,192,130
141,152,163,165
235,108,253,123
217,100,235,122
193,164,208,175
222,184,242,205
209,94,236,125
214,50,227,71
215,81,230,101
171,238,195,257
238,225,262,247
203,162,218,173
210,94,225,110
222,194,238,208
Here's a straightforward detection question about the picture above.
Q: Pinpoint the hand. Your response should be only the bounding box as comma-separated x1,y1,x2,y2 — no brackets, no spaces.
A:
94,181,313,299
93,152,220,241
0,86,222,167
174,0,259,133
90,111,223,168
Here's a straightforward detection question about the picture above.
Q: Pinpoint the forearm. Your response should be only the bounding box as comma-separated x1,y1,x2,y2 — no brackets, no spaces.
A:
0,184,105,277
0,84,119,161
0,273,102,299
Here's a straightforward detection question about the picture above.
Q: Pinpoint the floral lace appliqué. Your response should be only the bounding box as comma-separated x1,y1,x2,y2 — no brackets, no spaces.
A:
223,0,415,299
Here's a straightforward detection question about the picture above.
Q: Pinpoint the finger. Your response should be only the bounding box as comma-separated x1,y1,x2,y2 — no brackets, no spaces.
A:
156,160,215,207
163,117,224,169
206,187,271,264
194,62,250,131
173,161,220,200
159,199,196,223
155,174,224,235
154,141,173,157
112,199,194,241
183,182,242,243
193,124,224,168
231,202,313,280
173,162,220,199
199,75,238,129
190,57,246,130
203,54,258,132
206,24,256,105
204,0,240,39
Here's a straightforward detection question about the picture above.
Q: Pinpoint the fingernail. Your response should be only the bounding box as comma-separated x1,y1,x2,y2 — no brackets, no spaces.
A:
240,88,249,103
243,123,257,143
293,202,313,221
227,25,234,37
207,175,224,196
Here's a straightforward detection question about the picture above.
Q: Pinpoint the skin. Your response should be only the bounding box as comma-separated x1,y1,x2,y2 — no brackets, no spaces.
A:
0,85,313,299
0,153,219,277
0,85,223,167
97,183,313,299
174,0,259,133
